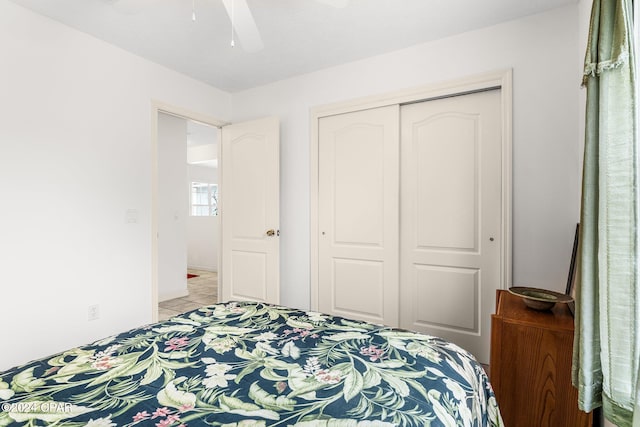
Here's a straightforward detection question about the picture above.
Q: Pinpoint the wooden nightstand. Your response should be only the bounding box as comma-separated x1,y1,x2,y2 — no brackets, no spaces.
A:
490,290,592,427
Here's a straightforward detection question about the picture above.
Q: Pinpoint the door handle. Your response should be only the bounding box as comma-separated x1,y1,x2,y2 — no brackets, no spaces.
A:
266,229,276,237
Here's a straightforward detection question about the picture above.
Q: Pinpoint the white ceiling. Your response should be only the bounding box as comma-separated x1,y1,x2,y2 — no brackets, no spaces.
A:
10,0,576,92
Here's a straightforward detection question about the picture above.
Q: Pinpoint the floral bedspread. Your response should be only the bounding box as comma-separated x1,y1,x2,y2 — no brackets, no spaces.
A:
0,302,503,426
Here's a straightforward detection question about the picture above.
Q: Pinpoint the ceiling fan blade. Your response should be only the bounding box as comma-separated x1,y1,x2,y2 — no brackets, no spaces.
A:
221,0,264,53
314,0,349,8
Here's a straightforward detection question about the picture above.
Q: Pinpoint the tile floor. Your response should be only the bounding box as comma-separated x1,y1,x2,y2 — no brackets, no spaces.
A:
158,269,218,321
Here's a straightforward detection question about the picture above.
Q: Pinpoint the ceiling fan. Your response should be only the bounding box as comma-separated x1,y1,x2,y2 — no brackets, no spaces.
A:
105,0,350,53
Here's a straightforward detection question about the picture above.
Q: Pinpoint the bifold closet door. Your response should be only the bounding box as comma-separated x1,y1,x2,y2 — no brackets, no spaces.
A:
400,90,502,364
318,105,399,326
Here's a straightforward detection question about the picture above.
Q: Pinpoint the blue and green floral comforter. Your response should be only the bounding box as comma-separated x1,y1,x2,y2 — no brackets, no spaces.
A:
0,301,503,426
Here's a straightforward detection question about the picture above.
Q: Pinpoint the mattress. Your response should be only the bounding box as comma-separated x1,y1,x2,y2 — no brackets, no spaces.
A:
0,301,503,426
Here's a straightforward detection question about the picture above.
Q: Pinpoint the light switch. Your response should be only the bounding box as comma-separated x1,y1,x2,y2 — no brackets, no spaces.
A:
125,209,138,224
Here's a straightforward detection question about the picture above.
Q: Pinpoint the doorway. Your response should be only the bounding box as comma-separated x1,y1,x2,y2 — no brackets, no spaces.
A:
156,114,221,320
151,102,226,322
151,104,281,322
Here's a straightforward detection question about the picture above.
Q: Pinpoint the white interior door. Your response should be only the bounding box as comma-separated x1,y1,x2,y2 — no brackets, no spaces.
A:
220,117,280,304
318,105,399,326
399,90,502,364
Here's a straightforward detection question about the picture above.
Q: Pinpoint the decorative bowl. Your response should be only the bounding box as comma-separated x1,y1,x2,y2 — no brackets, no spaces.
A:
508,286,573,311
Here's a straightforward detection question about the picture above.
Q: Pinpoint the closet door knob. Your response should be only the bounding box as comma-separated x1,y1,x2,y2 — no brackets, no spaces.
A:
266,229,276,236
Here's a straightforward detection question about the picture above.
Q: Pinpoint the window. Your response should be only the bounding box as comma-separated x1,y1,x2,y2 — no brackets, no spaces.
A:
191,182,218,216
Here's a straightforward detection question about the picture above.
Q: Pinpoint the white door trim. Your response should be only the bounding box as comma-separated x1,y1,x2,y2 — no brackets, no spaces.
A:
310,69,513,311
151,100,227,322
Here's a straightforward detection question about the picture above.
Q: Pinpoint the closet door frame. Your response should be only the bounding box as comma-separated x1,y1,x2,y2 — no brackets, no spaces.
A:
310,69,513,311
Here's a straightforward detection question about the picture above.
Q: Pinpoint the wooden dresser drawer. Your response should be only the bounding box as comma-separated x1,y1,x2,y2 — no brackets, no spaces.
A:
490,290,592,427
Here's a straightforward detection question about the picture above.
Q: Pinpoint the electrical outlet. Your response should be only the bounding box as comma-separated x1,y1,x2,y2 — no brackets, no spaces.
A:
88,304,100,321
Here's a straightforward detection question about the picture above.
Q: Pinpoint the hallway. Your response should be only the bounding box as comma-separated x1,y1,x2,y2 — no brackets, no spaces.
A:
158,269,218,321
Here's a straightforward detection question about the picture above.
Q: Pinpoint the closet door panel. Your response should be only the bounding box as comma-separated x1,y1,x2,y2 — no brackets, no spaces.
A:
318,105,399,326
333,132,385,245
414,265,479,331
332,258,384,317
415,113,477,251
400,90,502,364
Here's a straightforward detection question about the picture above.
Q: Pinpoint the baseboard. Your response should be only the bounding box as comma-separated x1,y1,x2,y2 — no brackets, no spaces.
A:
187,265,218,273
159,289,189,302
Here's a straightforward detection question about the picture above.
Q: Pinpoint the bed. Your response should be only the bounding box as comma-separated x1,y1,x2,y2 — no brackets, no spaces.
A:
0,301,503,426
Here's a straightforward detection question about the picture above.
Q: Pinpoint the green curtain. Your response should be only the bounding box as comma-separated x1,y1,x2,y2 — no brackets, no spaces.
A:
572,0,638,425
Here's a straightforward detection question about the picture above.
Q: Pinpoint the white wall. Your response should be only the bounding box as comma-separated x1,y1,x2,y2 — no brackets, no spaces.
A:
0,0,586,374
0,0,231,371
158,113,188,301
231,4,582,310
187,145,217,164
187,164,219,271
